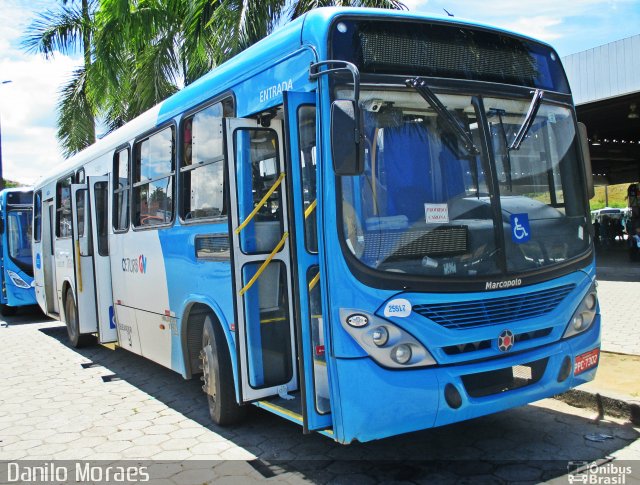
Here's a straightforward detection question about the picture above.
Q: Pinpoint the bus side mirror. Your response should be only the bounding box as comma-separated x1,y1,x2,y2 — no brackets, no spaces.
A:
331,100,364,176
578,122,595,199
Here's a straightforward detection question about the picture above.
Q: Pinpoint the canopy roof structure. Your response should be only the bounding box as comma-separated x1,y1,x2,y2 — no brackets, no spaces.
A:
563,35,640,185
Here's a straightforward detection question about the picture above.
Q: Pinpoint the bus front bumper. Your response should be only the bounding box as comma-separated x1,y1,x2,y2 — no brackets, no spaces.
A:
332,316,600,444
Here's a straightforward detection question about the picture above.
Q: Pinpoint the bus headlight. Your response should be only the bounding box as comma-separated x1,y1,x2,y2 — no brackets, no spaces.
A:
340,309,437,368
372,326,389,346
391,344,412,364
563,284,598,339
7,270,30,289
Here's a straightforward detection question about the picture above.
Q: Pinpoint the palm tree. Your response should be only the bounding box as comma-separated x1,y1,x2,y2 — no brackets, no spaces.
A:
23,0,97,157
26,0,406,148
188,0,407,64
90,0,214,131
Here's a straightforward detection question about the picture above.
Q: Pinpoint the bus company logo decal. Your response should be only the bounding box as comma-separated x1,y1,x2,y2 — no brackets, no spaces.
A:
498,329,514,352
121,255,147,274
259,79,293,103
485,278,522,290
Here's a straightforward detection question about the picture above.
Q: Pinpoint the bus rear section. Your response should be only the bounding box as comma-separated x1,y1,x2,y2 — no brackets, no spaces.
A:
0,188,36,315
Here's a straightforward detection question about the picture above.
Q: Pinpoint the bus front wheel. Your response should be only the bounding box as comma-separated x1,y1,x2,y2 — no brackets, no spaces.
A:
201,315,245,426
64,292,93,348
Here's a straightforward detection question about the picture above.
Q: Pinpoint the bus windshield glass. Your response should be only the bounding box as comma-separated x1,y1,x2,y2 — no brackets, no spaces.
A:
339,88,589,279
7,208,33,276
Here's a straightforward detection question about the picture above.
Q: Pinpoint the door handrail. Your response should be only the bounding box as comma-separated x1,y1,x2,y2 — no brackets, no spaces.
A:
235,172,286,235
238,232,289,296
304,199,317,220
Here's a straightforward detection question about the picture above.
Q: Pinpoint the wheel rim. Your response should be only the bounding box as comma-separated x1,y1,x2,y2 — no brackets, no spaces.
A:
201,335,217,405
66,298,78,341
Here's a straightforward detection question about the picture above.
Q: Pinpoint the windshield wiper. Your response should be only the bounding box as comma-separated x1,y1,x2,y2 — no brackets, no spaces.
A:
405,77,478,155
509,89,544,150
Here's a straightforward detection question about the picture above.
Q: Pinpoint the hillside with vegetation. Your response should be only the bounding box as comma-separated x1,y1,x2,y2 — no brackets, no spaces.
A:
590,183,636,211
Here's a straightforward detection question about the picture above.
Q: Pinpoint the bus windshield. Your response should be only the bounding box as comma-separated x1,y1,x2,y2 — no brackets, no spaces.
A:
339,88,590,279
7,208,34,276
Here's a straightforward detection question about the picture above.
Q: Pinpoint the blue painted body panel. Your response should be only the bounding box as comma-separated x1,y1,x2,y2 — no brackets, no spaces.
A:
157,223,236,379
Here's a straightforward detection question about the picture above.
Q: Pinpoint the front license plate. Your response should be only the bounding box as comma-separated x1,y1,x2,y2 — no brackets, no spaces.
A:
574,348,600,375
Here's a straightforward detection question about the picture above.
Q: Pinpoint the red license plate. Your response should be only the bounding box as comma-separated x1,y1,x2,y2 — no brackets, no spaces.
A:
574,348,600,375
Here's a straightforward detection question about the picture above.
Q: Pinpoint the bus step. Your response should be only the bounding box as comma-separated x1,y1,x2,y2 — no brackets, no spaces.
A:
255,392,303,425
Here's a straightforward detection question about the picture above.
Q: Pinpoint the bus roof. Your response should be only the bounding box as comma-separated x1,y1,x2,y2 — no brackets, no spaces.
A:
36,7,558,189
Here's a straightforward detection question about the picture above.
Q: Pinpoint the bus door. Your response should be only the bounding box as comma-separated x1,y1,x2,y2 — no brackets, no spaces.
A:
225,118,298,402
283,91,332,431
88,176,117,343
70,184,99,334
42,200,58,314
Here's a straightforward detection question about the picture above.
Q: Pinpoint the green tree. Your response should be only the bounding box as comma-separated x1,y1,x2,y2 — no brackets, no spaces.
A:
90,0,213,131
26,1,406,151
23,0,97,157
191,0,407,64
91,0,406,130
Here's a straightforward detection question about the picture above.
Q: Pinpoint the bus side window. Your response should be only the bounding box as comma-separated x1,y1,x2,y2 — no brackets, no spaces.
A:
56,175,73,238
298,105,318,253
94,182,109,255
113,148,130,231
132,127,175,228
180,98,233,221
34,191,42,242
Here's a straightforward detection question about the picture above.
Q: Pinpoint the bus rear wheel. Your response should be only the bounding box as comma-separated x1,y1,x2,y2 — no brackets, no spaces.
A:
201,315,245,426
64,292,93,348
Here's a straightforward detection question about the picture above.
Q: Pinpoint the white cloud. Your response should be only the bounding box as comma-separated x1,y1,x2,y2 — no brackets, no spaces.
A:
1,54,80,184
499,16,564,42
0,0,81,185
404,0,639,52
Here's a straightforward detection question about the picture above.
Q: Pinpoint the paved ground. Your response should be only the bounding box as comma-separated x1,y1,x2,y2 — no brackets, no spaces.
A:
596,280,640,355
0,309,639,484
595,244,640,355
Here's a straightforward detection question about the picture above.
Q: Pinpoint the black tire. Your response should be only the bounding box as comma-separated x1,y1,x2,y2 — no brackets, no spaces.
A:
201,315,245,426
0,304,17,316
64,291,94,348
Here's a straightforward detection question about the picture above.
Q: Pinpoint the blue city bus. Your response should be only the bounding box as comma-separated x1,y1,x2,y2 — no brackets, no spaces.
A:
32,8,599,443
0,188,36,315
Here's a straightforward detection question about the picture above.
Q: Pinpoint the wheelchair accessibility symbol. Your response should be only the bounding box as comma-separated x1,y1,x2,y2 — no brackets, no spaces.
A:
510,213,531,243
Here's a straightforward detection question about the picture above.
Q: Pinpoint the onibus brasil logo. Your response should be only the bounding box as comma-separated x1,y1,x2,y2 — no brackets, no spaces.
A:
122,254,147,274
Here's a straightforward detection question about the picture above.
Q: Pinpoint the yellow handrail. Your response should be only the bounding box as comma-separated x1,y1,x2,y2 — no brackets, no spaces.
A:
304,199,317,220
235,172,286,235
308,272,320,291
239,232,288,296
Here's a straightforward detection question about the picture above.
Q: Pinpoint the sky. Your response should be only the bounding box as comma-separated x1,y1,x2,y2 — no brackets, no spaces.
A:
1,0,639,185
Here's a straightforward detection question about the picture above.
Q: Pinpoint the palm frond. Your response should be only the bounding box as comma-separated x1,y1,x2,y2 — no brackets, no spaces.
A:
290,0,406,20
22,3,87,58
57,67,96,157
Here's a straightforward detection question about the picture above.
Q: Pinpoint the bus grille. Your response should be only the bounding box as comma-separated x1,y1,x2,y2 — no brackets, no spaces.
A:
413,284,575,329
442,327,553,356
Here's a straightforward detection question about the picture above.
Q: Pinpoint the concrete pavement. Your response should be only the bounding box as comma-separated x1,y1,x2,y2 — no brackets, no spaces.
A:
0,306,639,483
